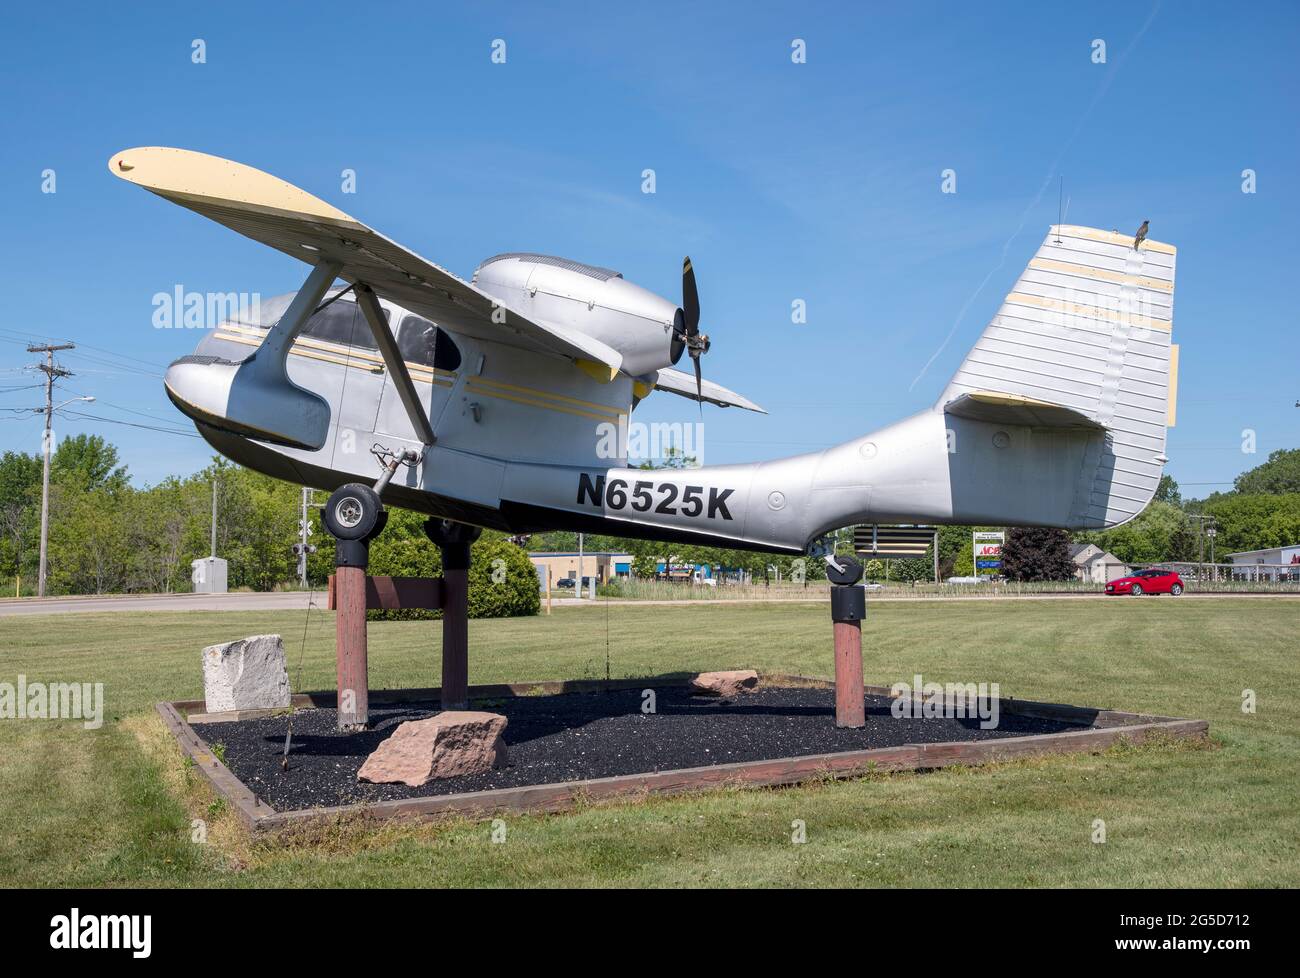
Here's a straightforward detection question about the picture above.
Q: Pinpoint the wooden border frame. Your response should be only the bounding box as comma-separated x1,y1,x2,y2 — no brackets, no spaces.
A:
156,674,1209,832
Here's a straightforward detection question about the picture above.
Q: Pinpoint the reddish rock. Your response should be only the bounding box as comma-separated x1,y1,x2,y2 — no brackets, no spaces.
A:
690,670,759,698
357,711,508,786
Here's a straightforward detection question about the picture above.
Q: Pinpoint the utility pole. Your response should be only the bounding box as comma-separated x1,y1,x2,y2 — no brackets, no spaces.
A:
1188,514,1215,568
210,477,219,558
28,343,75,598
294,486,316,586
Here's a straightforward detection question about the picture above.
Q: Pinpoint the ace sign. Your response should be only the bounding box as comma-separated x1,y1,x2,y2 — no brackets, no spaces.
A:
973,531,1004,576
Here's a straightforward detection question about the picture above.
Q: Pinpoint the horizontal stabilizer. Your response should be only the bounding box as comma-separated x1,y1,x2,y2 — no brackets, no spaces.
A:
944,392,1103,429
653,367,766,412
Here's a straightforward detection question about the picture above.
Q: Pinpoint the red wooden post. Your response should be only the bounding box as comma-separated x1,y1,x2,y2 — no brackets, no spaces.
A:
334,564,369,730
833,619,865,728
827,556,867,729
425,518,481,712
441,563,469,710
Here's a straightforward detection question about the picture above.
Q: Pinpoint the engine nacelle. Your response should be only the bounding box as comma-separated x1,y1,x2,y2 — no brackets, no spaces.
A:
473,253,684,376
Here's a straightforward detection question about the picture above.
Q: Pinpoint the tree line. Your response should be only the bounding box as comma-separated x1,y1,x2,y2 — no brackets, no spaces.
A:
0,434,535,615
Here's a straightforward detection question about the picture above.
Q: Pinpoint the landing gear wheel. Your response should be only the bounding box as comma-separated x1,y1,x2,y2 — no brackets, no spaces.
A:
1130,583,1143,596
1170,583,1183,596
323,483,384,541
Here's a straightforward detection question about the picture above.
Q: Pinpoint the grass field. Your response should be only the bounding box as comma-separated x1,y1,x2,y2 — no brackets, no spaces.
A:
0,597,1295,887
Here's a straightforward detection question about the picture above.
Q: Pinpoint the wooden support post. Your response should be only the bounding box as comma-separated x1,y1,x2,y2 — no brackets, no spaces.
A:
833,619,865,728
425,519,482,711
334,560,369,730
441,560,470,710
827,556,868,729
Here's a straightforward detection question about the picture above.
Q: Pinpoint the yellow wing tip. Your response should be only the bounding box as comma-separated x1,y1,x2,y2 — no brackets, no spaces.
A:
107,146,356,225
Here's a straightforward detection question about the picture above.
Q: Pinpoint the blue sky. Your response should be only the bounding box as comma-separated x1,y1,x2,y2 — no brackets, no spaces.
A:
1,0,1296,495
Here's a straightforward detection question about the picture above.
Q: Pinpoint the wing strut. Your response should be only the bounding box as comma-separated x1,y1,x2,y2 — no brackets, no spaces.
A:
354,283,437,446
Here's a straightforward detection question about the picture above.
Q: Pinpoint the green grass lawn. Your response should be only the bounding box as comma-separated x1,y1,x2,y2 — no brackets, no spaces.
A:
0,598,1295,887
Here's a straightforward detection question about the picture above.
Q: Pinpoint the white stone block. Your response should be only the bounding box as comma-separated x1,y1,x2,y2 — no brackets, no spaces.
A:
201,634,291,713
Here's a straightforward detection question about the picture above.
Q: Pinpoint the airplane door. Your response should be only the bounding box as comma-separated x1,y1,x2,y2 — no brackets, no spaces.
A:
331,301,385,446
285,296,384,468
373,313,459,442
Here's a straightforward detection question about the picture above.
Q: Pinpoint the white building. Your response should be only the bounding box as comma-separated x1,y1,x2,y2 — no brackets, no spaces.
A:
1069,543,1130,583
1224,544,1300,582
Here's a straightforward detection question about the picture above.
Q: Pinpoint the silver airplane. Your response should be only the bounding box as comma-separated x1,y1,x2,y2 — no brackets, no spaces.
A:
110,147,1179,554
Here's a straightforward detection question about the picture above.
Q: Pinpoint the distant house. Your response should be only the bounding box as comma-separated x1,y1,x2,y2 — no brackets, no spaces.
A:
1070,543,1130,583
1223,544,1300,582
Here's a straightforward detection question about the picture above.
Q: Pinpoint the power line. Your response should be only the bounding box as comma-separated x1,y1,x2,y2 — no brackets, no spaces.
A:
60,409,200,438
66,390,177,424
0,326,167,374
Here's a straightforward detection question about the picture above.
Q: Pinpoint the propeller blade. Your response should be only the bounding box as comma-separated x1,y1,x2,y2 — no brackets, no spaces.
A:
692,352,703,413
682,256,700,336
670,307,686,365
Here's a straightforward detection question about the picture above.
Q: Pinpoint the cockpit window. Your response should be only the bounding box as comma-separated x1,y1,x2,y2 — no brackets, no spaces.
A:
239,291,387,352
300,299,384,350
398,316,461,371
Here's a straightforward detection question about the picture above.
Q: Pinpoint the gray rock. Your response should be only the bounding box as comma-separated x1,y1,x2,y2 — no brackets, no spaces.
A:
201,634,291,713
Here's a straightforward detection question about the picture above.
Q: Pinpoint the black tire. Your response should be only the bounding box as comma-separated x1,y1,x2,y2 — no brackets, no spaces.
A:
1130,583,1143,595
322,483,383,541
1170,583,1183,596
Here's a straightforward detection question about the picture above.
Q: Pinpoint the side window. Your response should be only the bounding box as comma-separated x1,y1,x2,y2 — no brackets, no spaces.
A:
398,315,462,371
300,299,384,350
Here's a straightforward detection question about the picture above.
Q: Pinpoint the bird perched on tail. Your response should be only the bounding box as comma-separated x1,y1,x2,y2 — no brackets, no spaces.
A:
1133,220,1149,250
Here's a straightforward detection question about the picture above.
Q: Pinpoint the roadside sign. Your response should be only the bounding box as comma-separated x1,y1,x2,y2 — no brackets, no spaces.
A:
854,525,936,558
973,531,1004,576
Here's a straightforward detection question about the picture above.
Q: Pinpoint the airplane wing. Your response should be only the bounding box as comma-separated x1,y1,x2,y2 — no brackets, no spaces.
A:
653,367,766,413
107,147,623,372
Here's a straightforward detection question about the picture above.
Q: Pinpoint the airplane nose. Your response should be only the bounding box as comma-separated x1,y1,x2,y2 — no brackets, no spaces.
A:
164,355,236,427
164,353,331,450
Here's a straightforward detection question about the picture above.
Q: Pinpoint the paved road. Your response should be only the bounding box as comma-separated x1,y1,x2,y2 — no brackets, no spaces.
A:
0,591,319,616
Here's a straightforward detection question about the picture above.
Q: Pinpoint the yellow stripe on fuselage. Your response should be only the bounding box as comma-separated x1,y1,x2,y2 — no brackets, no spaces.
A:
464,379,628,422
214,327,456,387
467,374,625,417
212,324,631,422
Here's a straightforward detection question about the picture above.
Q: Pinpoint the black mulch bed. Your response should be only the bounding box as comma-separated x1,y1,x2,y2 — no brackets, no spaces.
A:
190,685,1111,813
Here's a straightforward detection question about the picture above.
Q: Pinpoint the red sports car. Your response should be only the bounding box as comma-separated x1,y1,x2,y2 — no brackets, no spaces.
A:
1105,568,1185,596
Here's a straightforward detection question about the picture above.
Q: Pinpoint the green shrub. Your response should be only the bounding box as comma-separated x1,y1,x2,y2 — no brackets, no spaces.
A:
365,533,539,621
467,538,541,619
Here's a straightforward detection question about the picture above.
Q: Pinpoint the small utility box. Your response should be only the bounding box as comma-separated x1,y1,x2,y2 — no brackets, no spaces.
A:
191,556,228,594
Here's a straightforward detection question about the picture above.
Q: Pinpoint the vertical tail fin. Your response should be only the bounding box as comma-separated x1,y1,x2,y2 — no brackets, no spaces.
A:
940,224,1177,528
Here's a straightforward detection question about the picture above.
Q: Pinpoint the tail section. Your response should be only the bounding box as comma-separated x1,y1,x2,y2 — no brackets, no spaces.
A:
939,224,1177,529
519,223,1183,552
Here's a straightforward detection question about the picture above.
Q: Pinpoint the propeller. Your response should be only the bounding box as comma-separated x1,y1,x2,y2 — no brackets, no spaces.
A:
673,256,711,409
